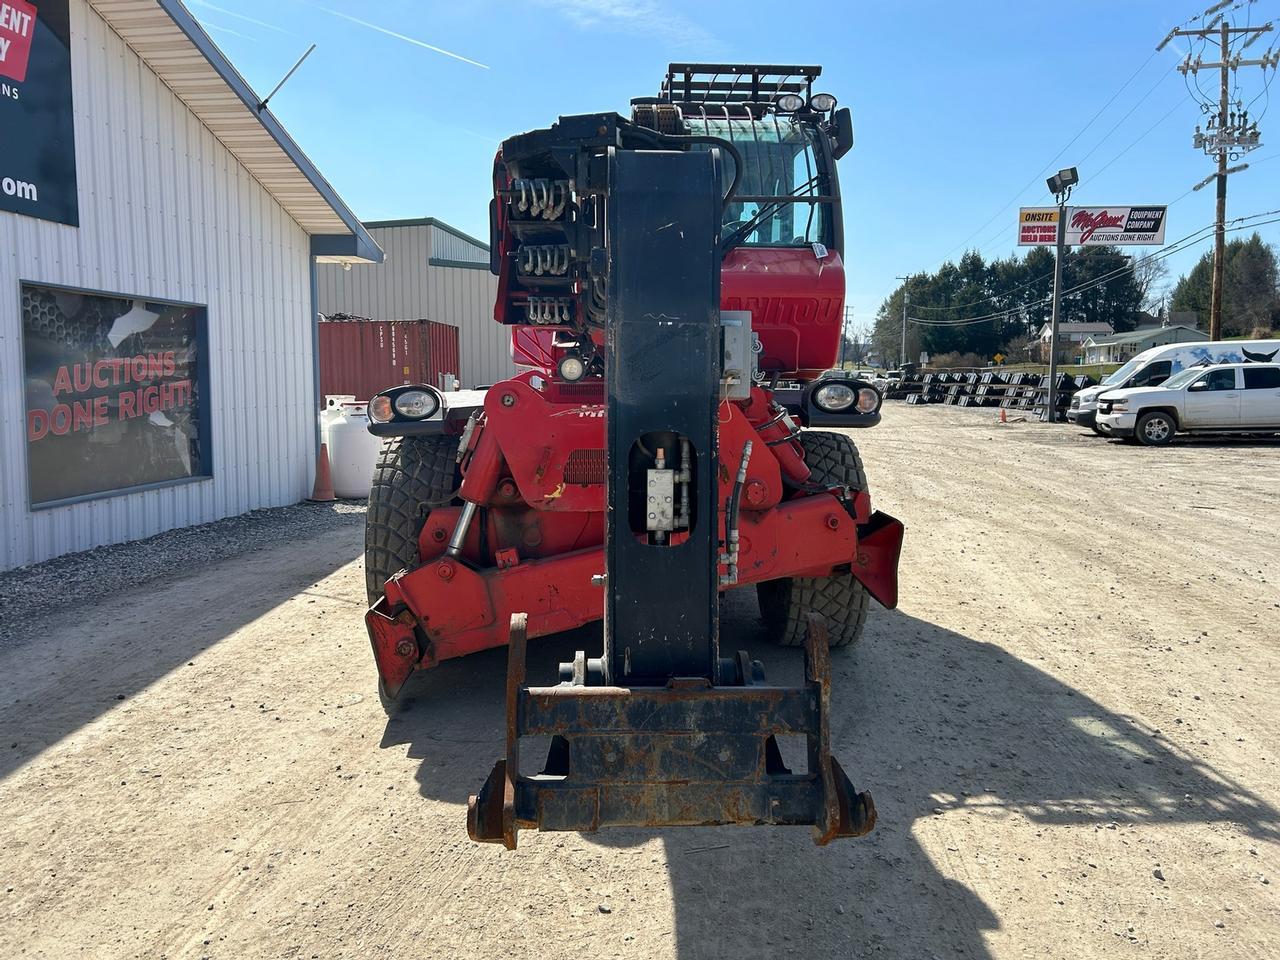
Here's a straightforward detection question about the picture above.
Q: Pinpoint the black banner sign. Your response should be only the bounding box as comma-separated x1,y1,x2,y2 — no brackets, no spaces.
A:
22,283,210,507
1,0,78,225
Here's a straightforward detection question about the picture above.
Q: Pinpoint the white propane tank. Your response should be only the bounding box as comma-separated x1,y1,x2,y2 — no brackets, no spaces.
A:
320,396,384,498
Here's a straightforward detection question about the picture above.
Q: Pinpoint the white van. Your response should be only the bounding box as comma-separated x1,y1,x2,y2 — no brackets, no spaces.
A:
1068,338,1280,431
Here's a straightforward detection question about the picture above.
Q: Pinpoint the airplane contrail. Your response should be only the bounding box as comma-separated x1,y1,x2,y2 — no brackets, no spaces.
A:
320,7,489,69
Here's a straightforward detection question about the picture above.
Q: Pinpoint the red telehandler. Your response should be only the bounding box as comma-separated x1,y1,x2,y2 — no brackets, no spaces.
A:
362,64,903,847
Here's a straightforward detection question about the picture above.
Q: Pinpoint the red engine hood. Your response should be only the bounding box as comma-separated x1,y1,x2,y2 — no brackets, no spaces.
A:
723,246,845,380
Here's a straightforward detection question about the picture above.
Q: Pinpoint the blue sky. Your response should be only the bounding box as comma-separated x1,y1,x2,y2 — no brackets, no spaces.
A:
189,0,1280,325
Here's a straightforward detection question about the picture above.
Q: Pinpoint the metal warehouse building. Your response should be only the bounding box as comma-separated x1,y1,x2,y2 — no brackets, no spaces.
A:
316,218,517,387
0,0,380,571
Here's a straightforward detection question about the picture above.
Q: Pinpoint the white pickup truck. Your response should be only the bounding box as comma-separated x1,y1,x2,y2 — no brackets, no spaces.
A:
1070,338,1280,432
1095,362,1280,445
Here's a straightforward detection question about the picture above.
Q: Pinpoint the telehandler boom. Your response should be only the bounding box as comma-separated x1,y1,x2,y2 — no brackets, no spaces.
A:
363,64,903,846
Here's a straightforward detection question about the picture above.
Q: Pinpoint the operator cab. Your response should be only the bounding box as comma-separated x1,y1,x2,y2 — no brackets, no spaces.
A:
633,64,853,381
489,63,856,386
638,63,851,255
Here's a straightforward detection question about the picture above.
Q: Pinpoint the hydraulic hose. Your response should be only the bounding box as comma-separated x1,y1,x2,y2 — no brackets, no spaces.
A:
722,440,753,586
621,122,744,210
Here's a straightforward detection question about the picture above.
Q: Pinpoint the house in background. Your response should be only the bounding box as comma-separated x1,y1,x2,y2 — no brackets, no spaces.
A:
1083,325,1209,364
1035,322,1114,363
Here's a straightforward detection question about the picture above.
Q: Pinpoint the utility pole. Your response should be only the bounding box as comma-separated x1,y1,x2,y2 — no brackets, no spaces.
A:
894,275,910,368
1046,184,1072,422
839,305,851,368
1043,167,1078,421
1161,10,1276,339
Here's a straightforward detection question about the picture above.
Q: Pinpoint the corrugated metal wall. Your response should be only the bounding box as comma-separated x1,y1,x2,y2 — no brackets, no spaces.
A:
429,223,489,264
0,0,314,571
424,320,462,386
318,319,460,400
316,222,515,387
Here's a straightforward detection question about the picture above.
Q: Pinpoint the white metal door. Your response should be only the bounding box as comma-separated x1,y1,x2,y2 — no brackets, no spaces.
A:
1182,367,1241,427
1241,366,1280,426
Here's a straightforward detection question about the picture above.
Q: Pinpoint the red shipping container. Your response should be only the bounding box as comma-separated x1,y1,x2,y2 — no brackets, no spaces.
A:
318,319,461,404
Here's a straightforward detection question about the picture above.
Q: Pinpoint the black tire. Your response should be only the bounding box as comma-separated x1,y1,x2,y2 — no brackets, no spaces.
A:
1135,411,1176,447
365,435,461,605
377,677,406,716
756,431,870,648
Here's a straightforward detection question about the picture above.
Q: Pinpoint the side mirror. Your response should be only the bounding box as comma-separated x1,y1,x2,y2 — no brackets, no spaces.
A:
829,107,854,160
1188,380,1208,391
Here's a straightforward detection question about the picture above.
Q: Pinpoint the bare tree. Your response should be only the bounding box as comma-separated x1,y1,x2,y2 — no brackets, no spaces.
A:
842,319,876,367
1132,255,1170,315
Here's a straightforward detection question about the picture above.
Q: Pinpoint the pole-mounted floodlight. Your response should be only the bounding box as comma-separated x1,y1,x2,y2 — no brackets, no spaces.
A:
1047,167,1077,202
1045,164,1078,423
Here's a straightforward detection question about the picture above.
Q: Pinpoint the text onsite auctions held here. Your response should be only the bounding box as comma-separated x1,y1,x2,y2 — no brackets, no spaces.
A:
27,351,193,440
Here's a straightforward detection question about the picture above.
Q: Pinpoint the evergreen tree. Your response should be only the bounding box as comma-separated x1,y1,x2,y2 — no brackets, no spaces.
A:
1170,233,1280,334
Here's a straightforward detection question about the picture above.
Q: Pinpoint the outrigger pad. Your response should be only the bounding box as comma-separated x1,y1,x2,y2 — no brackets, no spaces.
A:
466,613,876,849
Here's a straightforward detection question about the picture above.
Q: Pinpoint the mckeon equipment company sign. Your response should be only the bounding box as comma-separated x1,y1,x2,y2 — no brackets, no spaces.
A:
0,0,78,226
1018,205,1167,247
1064,206,1166,246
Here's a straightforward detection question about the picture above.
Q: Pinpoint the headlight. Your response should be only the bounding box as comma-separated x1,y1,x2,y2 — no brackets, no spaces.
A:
856,387,880,414
368,396,394,423
393,389,440,420
813,382,856,412
775,93,805,112
558,353,587,382
809,93,837,112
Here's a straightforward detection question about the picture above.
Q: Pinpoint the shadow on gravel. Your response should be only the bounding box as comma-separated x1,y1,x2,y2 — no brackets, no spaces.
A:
0,513,363,782
1100,434,1280,448
389,595,1280,958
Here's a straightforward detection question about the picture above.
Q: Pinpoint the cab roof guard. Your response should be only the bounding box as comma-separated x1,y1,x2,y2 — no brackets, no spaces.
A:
657,63,822,107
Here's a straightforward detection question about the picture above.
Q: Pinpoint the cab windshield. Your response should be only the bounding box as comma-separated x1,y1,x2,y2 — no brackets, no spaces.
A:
685,115,834,247
1102,357,1145,386
1162,366,1209,390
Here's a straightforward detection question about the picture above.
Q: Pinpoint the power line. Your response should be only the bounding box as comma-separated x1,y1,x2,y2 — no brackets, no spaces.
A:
905,207,1280,327
928,50,1163,268
1075,65,1180,172
1084,99,1186,185
965,80,1184,260
907,215,1269,327
1166,6,1277,337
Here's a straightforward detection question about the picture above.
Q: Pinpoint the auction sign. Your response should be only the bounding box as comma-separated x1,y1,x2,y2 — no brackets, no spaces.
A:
1017,207,1060,246
1018,205,1167,246
1065,206,1167,246
1,0,78,225
22,283,210,506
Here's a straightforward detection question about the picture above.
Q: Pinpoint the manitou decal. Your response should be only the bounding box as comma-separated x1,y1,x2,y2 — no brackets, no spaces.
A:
0,0,77,225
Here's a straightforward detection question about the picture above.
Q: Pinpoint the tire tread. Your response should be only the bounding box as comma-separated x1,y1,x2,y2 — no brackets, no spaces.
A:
756,430,870,648
364,435,461,605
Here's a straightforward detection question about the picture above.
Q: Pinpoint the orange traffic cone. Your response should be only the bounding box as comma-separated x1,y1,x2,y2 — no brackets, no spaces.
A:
999,407,1008,424
309,442,336,502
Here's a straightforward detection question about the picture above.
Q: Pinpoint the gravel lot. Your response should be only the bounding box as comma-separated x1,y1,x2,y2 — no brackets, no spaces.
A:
1,404,1277,959
0,502,366,643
